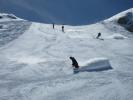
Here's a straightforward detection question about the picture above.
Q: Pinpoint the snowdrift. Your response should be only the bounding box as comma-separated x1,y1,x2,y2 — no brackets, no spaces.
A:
78,58,112,72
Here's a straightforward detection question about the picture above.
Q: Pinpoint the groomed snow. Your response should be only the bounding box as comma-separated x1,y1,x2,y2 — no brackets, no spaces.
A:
0,9,133,100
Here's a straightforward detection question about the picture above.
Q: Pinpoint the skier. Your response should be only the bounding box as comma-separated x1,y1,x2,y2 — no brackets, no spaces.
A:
96,32,101,39
62,25,64,32
53,23,55,29
69,57,79,73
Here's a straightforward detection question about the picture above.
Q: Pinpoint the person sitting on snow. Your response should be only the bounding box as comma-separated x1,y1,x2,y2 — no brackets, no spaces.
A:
69,57,79,69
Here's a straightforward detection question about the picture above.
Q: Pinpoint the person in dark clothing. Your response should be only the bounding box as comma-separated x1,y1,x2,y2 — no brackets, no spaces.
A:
62,25,64,32
69,57,79,69
53,23,55,29
96,32,101,39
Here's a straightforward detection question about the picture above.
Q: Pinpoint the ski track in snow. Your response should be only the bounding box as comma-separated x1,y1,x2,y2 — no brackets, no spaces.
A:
0,11,133,100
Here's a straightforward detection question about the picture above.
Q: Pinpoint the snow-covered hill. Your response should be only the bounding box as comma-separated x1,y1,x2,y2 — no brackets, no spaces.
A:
0,0,133,25
0,9,133,100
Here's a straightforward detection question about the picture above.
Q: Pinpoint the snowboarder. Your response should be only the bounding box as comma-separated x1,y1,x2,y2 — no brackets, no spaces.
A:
69,57,79,69
62,25,64,32
53,23,55,29
96,32,101,39
69,57,79,74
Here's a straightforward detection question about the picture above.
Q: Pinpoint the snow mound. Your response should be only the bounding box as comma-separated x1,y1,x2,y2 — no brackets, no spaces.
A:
79,58,112,72
107,34,127,39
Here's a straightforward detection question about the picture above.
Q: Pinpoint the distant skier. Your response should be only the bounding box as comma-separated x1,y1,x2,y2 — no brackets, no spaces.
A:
53,23,55,29
69,57,79,74
62,25,64,32
96,32,101,39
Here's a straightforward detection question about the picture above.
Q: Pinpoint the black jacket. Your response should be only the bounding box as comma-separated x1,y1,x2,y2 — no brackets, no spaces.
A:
70,57,79,68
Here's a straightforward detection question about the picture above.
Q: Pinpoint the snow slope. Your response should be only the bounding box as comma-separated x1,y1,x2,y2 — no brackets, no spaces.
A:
0,9,133,100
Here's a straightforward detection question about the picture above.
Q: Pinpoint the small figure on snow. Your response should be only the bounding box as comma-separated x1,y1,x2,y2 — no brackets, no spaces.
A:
96,32,101,39
53,23,55,29
69,57,79,69
62,25,64,32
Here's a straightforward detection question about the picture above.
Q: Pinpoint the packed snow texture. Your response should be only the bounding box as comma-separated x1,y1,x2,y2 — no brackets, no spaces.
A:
0,9,133,100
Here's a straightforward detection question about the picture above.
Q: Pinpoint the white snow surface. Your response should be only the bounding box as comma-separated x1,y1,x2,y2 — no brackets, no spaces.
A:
0,10,133,100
